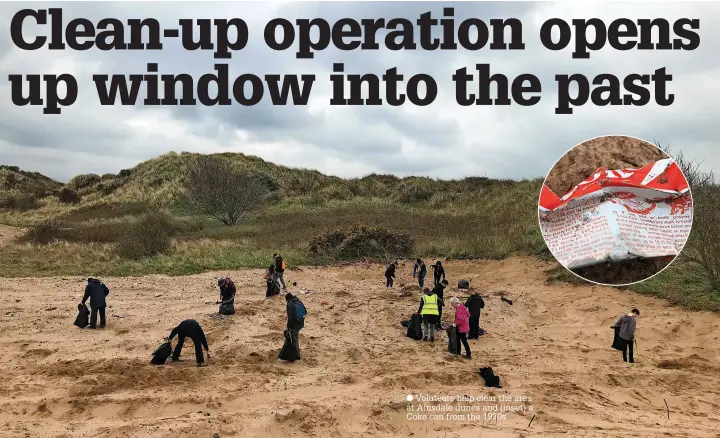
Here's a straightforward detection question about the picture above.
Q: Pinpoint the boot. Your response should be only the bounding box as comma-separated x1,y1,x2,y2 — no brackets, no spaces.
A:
430,337,435,342
423,336,428,342
464,354,472,360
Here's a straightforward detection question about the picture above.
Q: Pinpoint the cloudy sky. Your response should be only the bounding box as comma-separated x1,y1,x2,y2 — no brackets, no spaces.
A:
1,1,719,182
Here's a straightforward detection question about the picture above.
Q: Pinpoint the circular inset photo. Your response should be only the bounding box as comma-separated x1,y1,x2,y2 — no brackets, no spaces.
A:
538,135,693,286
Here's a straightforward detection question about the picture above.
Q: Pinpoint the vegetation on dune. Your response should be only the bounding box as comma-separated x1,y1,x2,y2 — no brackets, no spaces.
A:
0,151,543,276
308,225,414,262
117,211,175,260
183,155,270,226
1,148,718,312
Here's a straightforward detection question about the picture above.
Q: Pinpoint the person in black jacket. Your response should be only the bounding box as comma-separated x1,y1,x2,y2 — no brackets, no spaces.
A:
273,253,287,290
218,277,236,301
465,293,485,339
413,259,427,288
431,279,449,329
81,278,110,329
431,261,446,287
286,293,306,356
169,319,210,367
385,260,398,288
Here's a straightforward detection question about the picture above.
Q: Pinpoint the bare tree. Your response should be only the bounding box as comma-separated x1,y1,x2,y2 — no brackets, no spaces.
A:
661,144,720,287
184,155,268,226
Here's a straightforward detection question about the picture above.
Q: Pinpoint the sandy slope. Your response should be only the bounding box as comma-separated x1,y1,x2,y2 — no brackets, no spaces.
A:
1,258,719,438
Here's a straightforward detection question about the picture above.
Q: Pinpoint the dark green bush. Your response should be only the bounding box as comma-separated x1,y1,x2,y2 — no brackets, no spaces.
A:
309,225,414,261
1,194,38,211
58,187,81,204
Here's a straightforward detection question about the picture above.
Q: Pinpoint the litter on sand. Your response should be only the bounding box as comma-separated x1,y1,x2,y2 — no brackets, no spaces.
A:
539,159,692,269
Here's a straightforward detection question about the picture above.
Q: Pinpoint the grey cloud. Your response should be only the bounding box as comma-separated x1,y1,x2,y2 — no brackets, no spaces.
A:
0,2,718,181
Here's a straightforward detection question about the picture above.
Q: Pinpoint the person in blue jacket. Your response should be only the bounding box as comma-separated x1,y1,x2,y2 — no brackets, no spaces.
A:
413,259,427,288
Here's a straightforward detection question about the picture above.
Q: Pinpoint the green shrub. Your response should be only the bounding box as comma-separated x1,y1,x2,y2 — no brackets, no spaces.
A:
117,211,174,259
101,173,116,180
58,187,81,204
20,219,64,245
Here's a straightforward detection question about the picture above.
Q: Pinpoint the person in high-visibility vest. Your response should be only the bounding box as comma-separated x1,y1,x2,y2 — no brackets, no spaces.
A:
417,287,440,341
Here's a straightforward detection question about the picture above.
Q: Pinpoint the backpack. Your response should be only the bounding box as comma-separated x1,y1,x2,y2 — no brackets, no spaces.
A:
293,299,307,321
458,280,470,289
281,259,286,270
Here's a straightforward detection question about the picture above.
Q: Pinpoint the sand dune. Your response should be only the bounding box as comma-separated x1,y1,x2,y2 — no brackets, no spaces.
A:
1,257,719,437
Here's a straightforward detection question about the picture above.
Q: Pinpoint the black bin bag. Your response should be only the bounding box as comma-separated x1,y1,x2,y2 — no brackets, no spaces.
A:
151,341,173,365
74,303,90,328
219,297,235,315
447,326,459,354
406,314,423,340
611,325,624,351
278,329,300,362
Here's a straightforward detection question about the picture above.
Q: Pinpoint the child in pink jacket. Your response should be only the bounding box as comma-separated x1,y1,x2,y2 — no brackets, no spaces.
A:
451,297,472,359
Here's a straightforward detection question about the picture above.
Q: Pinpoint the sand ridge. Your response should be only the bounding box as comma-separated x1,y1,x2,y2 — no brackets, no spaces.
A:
1,258,719,437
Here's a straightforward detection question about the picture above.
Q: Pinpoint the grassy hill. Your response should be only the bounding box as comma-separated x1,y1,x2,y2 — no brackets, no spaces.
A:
1,151,718,312
0,151,547,275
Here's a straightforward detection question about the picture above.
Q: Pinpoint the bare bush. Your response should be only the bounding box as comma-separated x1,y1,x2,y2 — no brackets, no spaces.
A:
184,156,268,226
662,144,720,287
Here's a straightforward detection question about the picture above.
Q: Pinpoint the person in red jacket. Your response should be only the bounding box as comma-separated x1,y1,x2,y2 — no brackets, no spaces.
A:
451,297,471,359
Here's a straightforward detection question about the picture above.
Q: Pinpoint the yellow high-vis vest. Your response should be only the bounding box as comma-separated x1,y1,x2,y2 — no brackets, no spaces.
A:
420,294,439,316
